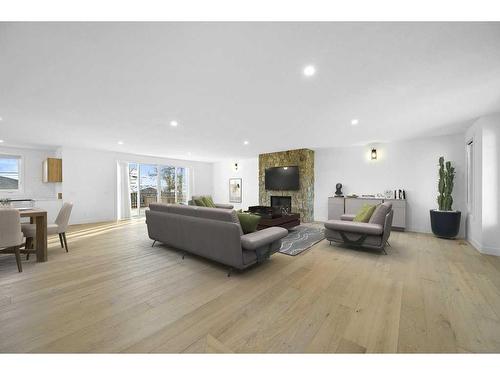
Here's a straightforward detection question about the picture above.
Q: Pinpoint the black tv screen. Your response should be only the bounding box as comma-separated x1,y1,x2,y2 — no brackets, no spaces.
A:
265,166,300,190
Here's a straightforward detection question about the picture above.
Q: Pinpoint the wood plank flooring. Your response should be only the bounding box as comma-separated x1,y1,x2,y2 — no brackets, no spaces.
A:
1,219,500,353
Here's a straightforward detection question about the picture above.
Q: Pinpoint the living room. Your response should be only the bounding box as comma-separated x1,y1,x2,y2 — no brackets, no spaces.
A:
1,2,500,373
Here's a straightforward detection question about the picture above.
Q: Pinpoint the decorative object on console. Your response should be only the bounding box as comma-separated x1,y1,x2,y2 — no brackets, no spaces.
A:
335,183,343,197
371,148,377,160
229,178,242,203
430,156,461,239
384,190,393,199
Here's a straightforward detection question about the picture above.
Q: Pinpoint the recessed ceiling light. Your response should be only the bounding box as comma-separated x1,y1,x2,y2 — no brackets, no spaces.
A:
117,141,124,145
0,139,4,143
351,119,359,126
170,120,178,127
243,140,249,145
187,152,192,156
0,117,3,121
303,65,316,77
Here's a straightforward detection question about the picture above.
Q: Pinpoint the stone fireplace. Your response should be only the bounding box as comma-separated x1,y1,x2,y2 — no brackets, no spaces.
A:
259,148,314,222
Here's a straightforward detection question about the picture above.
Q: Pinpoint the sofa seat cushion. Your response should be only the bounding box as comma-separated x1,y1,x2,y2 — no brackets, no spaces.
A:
324,220,383,235
240,227,288,250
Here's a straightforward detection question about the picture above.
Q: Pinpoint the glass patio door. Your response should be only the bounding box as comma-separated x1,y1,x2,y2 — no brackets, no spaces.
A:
128,162,189,216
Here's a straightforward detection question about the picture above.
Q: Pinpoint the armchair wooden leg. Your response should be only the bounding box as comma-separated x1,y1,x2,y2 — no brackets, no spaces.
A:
62,233,69,252
14,246,23,272
59,233,64,248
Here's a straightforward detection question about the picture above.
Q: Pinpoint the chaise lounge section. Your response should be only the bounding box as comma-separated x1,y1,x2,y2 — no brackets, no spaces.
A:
324,202,393,253
146,203,288,274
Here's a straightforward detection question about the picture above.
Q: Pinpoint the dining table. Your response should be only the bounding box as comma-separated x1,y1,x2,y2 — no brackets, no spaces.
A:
19,208,48,262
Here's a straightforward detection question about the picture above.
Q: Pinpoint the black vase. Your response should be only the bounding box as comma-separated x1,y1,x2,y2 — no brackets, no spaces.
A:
429,210,461,239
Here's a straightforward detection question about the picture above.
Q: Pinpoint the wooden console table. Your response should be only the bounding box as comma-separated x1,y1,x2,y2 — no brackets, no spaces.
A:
19,209,48,262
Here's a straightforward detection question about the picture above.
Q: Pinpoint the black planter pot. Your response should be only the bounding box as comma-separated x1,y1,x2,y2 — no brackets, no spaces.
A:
430,209,461,239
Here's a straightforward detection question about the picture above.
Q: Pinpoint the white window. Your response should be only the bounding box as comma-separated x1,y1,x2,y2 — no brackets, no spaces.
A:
0,154,23,192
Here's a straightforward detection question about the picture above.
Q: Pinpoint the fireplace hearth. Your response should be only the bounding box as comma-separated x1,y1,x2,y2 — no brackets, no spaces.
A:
271,195,292,214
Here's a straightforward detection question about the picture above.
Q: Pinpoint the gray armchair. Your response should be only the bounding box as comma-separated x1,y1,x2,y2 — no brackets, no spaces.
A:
188,195,234,209
324,202,393,253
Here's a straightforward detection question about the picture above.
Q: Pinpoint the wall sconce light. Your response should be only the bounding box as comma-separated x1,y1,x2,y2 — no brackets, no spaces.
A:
233,162,239,171
371,148,377,160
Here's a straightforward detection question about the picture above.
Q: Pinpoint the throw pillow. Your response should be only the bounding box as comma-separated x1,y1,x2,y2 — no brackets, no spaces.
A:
193,198,206,207
353,204,377,223
202,196,216,208
237,212,261,234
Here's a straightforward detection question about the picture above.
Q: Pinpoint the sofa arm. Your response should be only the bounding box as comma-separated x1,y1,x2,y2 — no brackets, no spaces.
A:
341,214,356,221
240,227,288,250
215,203,234,209
324,220,383,235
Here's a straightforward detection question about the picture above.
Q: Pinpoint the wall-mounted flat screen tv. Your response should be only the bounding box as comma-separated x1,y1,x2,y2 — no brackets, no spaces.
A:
265,166,300,190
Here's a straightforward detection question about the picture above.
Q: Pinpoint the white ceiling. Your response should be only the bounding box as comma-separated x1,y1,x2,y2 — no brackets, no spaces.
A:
1,22,499,161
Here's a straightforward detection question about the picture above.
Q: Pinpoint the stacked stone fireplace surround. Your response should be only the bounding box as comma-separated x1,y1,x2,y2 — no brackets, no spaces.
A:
258,148,314,222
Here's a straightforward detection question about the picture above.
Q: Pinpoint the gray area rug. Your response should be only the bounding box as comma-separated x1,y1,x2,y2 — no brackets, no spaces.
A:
279,225,325,256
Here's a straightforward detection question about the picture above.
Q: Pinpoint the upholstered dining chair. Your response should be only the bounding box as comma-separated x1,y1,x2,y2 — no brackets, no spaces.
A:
22,202,73,260
0,208,25,272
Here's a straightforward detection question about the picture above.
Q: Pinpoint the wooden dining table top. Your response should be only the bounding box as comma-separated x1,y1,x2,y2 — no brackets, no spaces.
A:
18,208,47,217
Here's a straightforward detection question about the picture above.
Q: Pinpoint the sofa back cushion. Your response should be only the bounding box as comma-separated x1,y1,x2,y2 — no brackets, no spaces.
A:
369,202,392,226
149,203,243,235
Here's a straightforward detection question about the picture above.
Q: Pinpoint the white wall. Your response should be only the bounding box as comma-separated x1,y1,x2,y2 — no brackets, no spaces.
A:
0,145,59,199
60,147,213,224
314,133,466,236
212,158,259,211
465,113,500,255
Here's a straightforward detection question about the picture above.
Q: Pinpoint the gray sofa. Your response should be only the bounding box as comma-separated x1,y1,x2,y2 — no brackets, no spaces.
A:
146,203,288,274
324,202,393,253
188,195,234,209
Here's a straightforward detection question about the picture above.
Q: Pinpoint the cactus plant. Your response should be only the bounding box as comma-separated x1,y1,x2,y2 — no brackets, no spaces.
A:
437,156,455,211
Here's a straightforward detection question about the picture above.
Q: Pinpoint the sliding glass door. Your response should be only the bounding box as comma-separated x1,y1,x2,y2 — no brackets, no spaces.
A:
128,163,189,216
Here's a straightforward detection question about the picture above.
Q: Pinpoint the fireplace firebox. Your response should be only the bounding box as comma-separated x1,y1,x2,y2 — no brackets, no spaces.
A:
271,196,292,214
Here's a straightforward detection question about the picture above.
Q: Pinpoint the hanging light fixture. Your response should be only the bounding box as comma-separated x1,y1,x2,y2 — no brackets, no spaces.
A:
371,148,377,160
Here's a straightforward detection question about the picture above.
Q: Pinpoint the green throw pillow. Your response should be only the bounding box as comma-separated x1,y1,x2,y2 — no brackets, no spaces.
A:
237,212,261,234
202,196,216,208
193,198,206,207
353,204,377,223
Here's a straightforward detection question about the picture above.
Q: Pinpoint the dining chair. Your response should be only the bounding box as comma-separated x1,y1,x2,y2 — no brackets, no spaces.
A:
0,208,25,272
23,202,73,260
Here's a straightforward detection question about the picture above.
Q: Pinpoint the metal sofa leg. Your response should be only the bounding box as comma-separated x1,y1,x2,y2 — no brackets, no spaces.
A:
59,233,64,248
151,240,157,247
227,267,233,277
386,240,392,247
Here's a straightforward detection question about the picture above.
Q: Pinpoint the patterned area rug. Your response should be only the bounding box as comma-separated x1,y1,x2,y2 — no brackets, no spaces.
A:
279,225,325,256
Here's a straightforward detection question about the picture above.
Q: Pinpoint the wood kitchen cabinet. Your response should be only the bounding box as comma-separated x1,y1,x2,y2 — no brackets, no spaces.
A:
43,158,62,183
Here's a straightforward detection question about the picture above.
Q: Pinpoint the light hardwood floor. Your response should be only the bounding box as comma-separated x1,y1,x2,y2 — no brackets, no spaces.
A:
1,218,500,353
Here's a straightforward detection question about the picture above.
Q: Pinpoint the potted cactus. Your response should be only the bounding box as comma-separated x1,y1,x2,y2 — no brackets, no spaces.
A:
429,156,461,238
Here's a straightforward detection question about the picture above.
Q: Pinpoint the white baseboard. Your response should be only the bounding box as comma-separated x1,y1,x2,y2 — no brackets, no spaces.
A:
467,238,500,256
